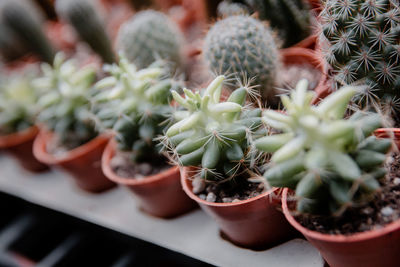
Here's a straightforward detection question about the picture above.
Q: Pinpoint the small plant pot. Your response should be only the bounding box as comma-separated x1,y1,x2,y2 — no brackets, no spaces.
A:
0,126,48,172
374,128,400,149
280,47,330,104
292,34,317,50
33,130,114,193
181,167,296,249
102,140,197,218
282,188,400,267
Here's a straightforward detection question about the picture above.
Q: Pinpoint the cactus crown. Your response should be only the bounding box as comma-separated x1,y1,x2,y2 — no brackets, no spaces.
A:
320,0,400,117
204,15,280,106
0,67,38,134
93,54,177,162
33,52,97,149
255,79,391,215
164,75,264,183
55,0,115,64
117,10,183,70
217,1,250,17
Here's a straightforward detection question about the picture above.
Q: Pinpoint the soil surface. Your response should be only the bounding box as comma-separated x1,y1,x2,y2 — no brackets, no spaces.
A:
295,154,400,235
192,177,266,203
279,63,321,92
47,134,96,156
111,151,169,179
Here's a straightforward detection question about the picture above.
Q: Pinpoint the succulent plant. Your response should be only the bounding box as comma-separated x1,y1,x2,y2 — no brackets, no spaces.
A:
92,53,178,162
117,10,184,70
164,75,264,183
0,67,39,135
255,79,391,215
55,0,115,64
204,15,280,106
217,1,250,17
319,0,400,119
0,0,55,63
33,53,97,149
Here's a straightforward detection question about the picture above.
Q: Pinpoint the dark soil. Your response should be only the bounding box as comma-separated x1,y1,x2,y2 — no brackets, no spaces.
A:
295,154,400,235
192,177,266,203
47,134,96,156
111,151,169,179
279,63,321,91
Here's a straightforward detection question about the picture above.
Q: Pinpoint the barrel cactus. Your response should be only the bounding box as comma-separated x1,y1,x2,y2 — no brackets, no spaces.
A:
117,10,184,70
55,0,115,64
33,53,97,149
255,79,391,215
164,75,264,183
319,0,400,120
0,0,55,63
204,15,280,106
92,53,178,162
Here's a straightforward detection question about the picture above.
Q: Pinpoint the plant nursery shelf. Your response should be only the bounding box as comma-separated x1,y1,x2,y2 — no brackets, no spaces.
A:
0,154,323,267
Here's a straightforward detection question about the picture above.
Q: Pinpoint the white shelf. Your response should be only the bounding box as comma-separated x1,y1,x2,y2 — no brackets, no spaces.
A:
0,154,323,267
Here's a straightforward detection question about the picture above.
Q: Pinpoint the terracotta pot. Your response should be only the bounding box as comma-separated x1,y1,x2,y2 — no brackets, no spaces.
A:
292,34,317,50
374,128,400,149
181,167,296,249
33,130,115,193
282,188,400,267
280,47,330,104
0,126,48,172
102,140,197,218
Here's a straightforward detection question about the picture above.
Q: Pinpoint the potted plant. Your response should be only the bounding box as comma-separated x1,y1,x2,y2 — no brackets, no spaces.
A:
0,66,48,172
32,52,114,193
317,0,400,145
255,79,399,266
96,54,196,218
163,75,295,248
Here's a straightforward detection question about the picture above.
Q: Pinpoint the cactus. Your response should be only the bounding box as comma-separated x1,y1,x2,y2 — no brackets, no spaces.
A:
217,1,250,17
0,24,27,62
33,53,97,149
0,0,55,63
204,15,280,106
0,67,39,134
55,0,115,64
255,79,391,215
117,10,184,70
164,75,264,183
319,0,400,119
92,54,178,162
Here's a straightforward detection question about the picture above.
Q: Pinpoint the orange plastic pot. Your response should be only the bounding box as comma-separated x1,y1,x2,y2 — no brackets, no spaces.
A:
33,130,115,193
102,140,197,218
374,128,400,150
282,188,400,267
181,167,296,249
281,47,330,104
0,126,48,172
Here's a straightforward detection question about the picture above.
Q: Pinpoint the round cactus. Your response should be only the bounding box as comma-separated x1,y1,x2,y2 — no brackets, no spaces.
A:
320,0,400,116
117,10,184,70
55,0,115,64
203,15,280,106
217,1,250,17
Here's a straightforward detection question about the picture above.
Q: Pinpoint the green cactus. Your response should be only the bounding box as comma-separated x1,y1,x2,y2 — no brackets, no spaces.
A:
319,0,400,120
33,53,97,149
164,75,264,183
117,10,183,70
92,53,178,162
217,1,250,17
0,67,39,135
204,15,280,106
255,79,391,215
55,0,115,64
0,0,55,63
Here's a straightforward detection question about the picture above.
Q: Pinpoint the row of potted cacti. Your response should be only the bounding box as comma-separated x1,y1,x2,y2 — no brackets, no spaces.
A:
0,0,399,267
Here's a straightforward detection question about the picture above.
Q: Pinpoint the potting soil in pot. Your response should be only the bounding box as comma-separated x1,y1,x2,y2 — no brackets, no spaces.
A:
295,153,400,235
46,133,97,156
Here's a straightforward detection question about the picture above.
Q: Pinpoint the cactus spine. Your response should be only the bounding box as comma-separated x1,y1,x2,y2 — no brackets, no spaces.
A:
256,80,391,215
56,0,115,64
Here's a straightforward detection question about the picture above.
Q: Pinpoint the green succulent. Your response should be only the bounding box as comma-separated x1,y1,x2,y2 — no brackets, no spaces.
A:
0,67,39,134
164,75,264,183
33,52,97,149
117,10,184,70
255,79,391,215
319,0,400,120
92,54,178,162
217,1,250,17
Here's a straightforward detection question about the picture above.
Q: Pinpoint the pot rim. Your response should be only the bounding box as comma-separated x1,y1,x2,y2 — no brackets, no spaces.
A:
0,125,39,148
282,188,400,243
375,128,400,134
33,129,109,165
180,166,278,208
102,139,179,186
